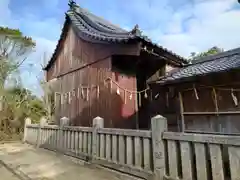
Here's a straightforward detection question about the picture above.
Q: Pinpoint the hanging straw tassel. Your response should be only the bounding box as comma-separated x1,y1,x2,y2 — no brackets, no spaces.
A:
72,89,75,97
65,93,68,104
138,92,142,107
97,85,100,99
103,78,107,87
77,87,80,98
117,87,120,95
212,88,219,115
110,79,112,94
81,87,84,99
193,84,199,100
68,92,71,104
144,90,148,99
124,90,127,104
86,87,89,101
129,93,132,100
231,89,238,106
61,94,64,104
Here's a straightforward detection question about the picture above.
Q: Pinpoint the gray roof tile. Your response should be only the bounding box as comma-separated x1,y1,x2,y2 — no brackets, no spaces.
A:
44,2,187,70
67,5,187,61
67,7,137,42
157,48,240,84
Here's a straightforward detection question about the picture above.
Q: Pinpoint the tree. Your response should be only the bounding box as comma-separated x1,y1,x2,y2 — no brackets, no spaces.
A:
4,86,47,122
0,86,47,141
0,27,35,88
189,46,224,62
0,27,38,140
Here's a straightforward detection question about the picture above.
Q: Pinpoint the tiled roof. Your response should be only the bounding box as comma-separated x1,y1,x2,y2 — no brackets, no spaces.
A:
156,47,240,84
67,8,135,43
44,1,187,70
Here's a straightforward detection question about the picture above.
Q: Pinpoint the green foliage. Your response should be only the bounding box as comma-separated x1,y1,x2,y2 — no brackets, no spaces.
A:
0,86,47,141
2,87,47,120
0,26,44,141
0,27,35,49
189,46,224,62
6,87,47,121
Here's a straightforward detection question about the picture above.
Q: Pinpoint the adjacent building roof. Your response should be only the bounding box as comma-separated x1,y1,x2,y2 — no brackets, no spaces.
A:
44,1,187,70
154,47,240,85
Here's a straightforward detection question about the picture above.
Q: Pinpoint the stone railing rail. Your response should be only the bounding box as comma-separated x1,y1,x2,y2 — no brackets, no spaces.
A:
24,115,240,180
24,115,166,180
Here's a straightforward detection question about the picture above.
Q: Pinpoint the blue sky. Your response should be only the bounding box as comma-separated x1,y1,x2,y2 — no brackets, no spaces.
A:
1,0,240,95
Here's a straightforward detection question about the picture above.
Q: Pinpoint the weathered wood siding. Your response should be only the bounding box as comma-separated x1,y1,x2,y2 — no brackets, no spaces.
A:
182,84,240,133
150,71,240,133
46,25,140,128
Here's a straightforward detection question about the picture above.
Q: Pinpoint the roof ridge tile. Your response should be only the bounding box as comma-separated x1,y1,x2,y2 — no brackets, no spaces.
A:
44,1,188,70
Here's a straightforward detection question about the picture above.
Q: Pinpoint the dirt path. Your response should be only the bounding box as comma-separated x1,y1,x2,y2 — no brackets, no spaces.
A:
0,163,21,180
0,143,140,180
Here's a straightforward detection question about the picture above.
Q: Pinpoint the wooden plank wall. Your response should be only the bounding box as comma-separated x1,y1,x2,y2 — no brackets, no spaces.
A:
147,86,179,131
46,26,140,128
181,85,240,133
150,79,240,134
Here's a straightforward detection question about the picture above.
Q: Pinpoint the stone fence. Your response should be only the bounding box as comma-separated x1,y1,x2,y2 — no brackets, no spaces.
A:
24,116,240,180
24,115,166,180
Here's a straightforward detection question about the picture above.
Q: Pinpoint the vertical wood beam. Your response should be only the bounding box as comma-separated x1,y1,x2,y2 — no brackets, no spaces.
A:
179,92,185,132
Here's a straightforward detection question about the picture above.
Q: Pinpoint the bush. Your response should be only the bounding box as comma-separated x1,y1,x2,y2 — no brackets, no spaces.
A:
0,130,23,142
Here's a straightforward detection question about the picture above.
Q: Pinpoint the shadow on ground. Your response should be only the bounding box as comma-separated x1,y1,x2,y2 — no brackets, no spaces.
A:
0,142,142,180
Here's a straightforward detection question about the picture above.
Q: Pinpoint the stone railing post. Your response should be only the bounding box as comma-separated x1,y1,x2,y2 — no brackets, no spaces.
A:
92,116,104,161
59,117,70,151
23,118,31,143
151,115,168,180
37,117,47,148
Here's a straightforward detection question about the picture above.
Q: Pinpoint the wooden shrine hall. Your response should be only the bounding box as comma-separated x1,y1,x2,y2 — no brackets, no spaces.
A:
43,0,188,129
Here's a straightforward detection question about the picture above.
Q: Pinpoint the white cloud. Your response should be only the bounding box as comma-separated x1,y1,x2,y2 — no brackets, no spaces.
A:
152,0,240,57
113,0,240,57
1,0,240,96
